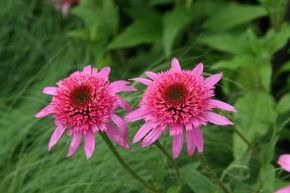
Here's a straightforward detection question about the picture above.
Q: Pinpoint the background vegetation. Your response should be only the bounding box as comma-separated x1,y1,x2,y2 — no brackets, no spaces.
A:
0,0,290,192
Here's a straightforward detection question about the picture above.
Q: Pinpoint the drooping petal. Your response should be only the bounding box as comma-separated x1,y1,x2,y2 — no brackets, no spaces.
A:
67,132,82,158
277,154,290,172
208,99,237,112
275,186,290,193
185,126,196,156
169,123,183,136
105,124,128,149
205,112,233,125
204,73,223,88
130,78,152,85
125,108,148,122
192,63,203,77
35,105,53,118
141,129,163,147
48,124,66,151
111,114,128,142
116,97,131,112
194,127,204,154
83,65,92,74
43,87,57,95
145,71,158,80
84,130,95,159
110,80,137,93
133,122,153,144
172,133,183,159
171,57,181,71
99,67,110,79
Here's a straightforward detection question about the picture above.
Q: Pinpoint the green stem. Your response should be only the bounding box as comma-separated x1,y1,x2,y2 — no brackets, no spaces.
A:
155,141,181,186
233,127,263,164
99,133,154,193
200,155,232,193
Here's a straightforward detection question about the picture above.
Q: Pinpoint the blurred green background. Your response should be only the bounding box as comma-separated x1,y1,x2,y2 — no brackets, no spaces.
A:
1,0,290,192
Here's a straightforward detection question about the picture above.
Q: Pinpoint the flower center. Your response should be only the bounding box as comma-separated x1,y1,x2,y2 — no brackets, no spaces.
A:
164,84,187,105
69,85,91,105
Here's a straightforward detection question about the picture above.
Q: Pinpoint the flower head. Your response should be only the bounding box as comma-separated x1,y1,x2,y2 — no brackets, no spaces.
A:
126,57,237,159
275,154,290,193
35,65,136,159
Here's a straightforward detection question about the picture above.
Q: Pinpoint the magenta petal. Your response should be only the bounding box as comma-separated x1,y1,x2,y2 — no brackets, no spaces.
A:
205,112,233,125
125,108,148,122
171,57,181,71
42,87,57,95
130,78,152,85
91,124,99,133
172,133,183,159
111,114,128,144
205,73,223,88
192,63,203,77
105,124,128,149
99,67,110,78
35,105,52,118
48,124,66,151
84,130,95,159
194,127,204,154
169,123,183,136
145,71,158,80
83,65,92,74
61,2,70,17
186,129,196,156
67,132,82,158
116,97,131,112
208,99,237,112
275,186,290,193
133,122,153,144
92,68,98,76
110,80,137,93
141,129,163,147
277,154,290,172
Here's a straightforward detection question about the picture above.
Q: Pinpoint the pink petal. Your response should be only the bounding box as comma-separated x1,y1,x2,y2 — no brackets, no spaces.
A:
205,112,233,125
145,71,158,80
186,128,196,156
275,186,290,193
194,127,204,154
208,99,237,112
172,133,183,159
205,73,223,88
171,57,181,71
84,130,95,159
192,63,203,77
92,68,98,76
277,154,290,172
130,78,152,85
48,124,66,151
99,67,110,79
42,87,57,95
110,80,137,93
67,132,82,158
111,114,128,144
125,108,148,122
91,124,99,133
133,122,153,144
169,123,183,136
105,124,129,149
61,2,70,17
83,65,92,74
141,129,163,147
35,105,52,118
116,97,131,112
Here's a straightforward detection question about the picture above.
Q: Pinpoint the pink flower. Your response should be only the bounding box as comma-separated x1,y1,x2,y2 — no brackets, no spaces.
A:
126,57,237,159
275,154,290,193
61,0,79,17
35,65,136,159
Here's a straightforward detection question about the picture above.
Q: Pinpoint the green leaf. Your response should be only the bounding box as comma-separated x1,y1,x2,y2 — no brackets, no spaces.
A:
259,62,272,93
166,186,181,193
163,6,194,57
204,4,267,32
278,61,290,73
108,19,162,49
233,92,277,158
277,93,290,114
257,165,275,193
211,55,253,70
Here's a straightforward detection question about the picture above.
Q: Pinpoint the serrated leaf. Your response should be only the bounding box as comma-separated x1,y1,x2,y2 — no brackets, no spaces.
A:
204,4,267,32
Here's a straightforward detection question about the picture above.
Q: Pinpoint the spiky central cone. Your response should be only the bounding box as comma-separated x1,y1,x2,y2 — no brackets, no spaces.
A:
69,85,90,105
164,84,186,105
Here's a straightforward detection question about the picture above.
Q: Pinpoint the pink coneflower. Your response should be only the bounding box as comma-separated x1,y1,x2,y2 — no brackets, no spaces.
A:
35,65,136,159
126,57,237,159
275,154,290,193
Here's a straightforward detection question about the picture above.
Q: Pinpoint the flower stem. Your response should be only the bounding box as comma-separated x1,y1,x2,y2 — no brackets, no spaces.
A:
99,132,154,193
200,155,231,193
155,141,181,186
233,127,262,164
